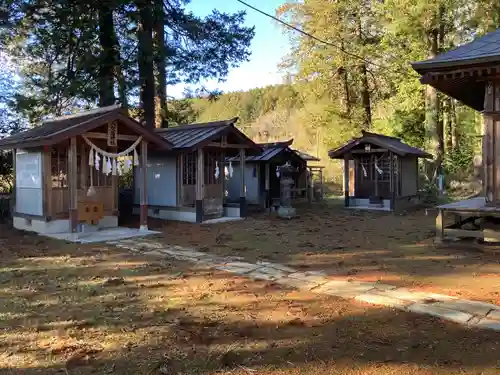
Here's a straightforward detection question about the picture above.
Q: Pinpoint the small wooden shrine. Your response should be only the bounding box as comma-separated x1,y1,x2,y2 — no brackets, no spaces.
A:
329,131,431,211
135,118,261,223
225,140,323,210
412,28,500,243
0,105,171,237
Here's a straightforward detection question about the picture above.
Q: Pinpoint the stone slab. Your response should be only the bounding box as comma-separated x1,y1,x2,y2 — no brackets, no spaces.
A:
225,261,260,269
134,242,165,249
314,280,375,298
355,292,413,309
372,283,398,291
216,263,259,275
486,309,500,321
256,267,289,279
173,250,208,258
247,271,277,281
276,276,318,290
371,288,455,303
256,261,296,273
407,303,472,325
434,300,498,317
287,272,328,285
144,250,166,257
471,318,500,331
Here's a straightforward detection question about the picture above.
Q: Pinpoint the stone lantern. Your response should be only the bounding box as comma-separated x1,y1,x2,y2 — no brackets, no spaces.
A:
278,161,297,219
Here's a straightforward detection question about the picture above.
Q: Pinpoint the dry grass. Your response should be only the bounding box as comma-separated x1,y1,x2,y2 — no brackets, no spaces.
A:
152,202,500,305
1,224,500,374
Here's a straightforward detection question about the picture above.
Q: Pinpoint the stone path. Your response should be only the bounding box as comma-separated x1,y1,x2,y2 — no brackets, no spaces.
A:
108,238,500,332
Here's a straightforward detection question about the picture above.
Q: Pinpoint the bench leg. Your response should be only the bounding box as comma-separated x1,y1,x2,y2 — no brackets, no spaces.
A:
436,209,444,244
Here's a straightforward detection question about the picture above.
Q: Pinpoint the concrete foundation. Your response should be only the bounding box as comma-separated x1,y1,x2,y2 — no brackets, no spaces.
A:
13,215,119,235
132,205,241,223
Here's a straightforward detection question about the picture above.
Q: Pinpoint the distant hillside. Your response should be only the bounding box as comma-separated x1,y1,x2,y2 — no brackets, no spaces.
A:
169,84,360,182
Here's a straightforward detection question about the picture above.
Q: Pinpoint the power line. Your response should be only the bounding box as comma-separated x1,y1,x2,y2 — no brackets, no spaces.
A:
235,0,417,77
235,0,384,69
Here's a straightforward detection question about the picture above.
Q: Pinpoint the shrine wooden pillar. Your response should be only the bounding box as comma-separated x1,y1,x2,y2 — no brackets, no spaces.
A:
239,148,247,217
483,80,500,206
68,137,78,233
11,149,16,214
139,140,148,230
43,146,52,219
344,154,350,207
265,163,270,210
195,148,204,223
389,151,396,211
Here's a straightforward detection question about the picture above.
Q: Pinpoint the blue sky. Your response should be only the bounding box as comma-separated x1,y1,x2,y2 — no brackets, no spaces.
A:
169,0,291,98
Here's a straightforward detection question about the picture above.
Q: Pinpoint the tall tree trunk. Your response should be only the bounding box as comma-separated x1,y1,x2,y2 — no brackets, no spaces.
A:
425,26,442,180
443,96,452,153
154,0,167,128
137,0,155,129
356,15,371,129
338,40,351,119
359,62,372,129
98,2,118,107
116,61,128,112
450,99,458,149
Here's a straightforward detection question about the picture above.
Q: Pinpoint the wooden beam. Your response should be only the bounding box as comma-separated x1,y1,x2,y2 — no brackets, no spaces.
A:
196,148,204,223
69,137,78,233
240,148,246,198
43,147,52,218
351,148,388,154
11,149,16,214
85,132,138,141
343,154,349,207
42,146,53,217
436,209,444,243
139,140,148,230
444,228,483,240
196,148,204,200
80,143,87,191
265,163,270,190
240,148,247,218
421,66,500,84
390,152,395,211
206,142,254,149
111,146,118,213
177,154,183,206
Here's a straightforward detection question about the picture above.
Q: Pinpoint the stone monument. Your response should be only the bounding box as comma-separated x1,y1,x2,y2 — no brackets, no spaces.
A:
278,161,297,219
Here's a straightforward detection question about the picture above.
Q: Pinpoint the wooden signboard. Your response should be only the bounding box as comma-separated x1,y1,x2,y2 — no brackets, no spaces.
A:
107,121,118,147
78,201,104,225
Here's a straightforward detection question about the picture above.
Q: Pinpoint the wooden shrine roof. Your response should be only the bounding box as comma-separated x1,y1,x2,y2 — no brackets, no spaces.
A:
328,131,432,159
225,139,317,163
155,117,260,151
294,150,320,162
0,105,173,150
412,29,500,111
226,139,296,162
412,29,500,72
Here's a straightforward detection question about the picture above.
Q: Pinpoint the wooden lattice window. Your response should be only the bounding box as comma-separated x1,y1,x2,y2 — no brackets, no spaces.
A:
376,155,391,181
183,152,197,185
359,155,371,180
204,151,223,185
88,167,112,188
51,148,68,188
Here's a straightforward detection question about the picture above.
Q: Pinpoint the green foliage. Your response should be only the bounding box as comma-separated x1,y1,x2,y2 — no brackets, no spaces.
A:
391,109,427,150
443,138,475,179
0,0,255,123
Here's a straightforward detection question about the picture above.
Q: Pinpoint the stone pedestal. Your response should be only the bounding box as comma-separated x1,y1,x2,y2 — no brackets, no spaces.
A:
278,161,297,219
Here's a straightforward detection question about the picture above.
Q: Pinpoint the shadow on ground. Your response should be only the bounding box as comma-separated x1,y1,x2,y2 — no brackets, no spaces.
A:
1,224,500,375
124,203,500,303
